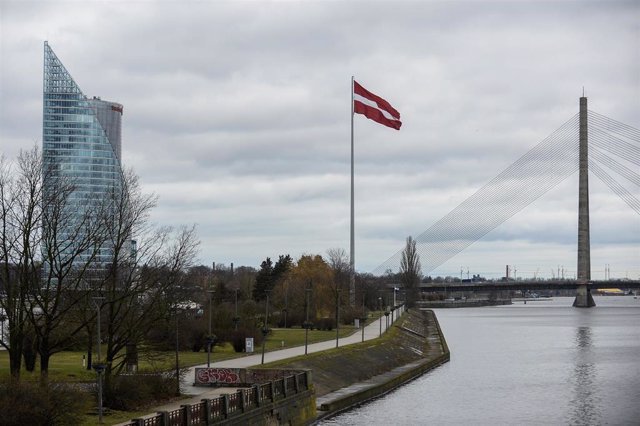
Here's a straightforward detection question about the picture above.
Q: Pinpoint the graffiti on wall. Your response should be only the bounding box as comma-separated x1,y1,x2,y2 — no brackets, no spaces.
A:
195,368,241,385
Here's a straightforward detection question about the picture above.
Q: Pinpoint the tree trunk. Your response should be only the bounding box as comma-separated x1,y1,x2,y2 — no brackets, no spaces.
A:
9,339,23,382
86,332,93,370
39,350,50,386
23,334,38,372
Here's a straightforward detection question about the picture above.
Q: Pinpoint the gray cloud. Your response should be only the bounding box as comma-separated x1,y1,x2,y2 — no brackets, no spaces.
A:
1,0,638,278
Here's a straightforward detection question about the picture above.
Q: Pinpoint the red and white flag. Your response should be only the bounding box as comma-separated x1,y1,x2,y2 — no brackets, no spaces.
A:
353,81,402,130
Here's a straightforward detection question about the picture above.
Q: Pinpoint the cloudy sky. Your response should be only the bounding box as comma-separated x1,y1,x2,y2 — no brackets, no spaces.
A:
1,0,638,279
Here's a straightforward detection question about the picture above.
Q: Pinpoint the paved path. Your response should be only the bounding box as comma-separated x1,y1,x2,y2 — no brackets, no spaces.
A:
180,306,405,396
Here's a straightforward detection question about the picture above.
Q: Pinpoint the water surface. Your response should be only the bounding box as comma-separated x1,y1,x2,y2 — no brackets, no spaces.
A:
320,296,640,425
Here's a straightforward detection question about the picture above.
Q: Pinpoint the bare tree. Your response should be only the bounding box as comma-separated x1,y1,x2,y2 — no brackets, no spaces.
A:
326,248,350,339
0,152,35,381
32,148,120,383
0,149,200,385
327,247,354,307
96,170,200,378
0,147,111,383
400,236,421,308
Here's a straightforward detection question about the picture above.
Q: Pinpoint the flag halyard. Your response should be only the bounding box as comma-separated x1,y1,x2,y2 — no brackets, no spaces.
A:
353,81,402,130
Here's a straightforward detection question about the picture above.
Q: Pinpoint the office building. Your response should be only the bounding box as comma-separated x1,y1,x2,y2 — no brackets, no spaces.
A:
42,41,123,266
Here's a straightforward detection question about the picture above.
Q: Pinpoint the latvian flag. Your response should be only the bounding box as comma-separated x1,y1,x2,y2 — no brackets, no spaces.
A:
353,81,402,130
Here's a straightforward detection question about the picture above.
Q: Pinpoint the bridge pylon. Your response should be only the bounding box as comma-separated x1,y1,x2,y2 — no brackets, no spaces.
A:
574,96,595,308
573,284,595,307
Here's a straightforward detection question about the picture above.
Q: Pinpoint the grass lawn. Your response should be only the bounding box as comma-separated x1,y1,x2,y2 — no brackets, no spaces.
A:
0,316,383,382
1,314,385,425
265,325,358,350
0,343,241,383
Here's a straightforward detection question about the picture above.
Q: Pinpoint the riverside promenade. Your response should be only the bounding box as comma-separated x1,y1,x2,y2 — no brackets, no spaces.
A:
115,306,454,425
181,307,405,396
116,307,406,423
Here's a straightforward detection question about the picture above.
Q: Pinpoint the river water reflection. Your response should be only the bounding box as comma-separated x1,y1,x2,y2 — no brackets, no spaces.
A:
319,296,640,425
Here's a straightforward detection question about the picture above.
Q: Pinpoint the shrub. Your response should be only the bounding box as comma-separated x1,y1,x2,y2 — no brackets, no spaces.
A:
221,327,264,353
190,329,206,352
277,311,305,328
0,382,89,426
227,330,247,353
316,317,335,331
340,306,364,325
104,373,178,411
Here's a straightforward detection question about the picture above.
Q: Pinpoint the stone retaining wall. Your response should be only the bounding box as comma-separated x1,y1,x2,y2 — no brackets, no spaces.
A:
316,310,450,420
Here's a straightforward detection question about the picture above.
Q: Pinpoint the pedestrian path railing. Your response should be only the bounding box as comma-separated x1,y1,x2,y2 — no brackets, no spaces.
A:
121,369,311,426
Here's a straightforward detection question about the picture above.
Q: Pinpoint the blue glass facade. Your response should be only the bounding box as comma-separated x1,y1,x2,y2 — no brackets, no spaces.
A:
42,41,123,265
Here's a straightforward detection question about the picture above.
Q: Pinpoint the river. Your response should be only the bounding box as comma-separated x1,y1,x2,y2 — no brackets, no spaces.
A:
319,296,640,425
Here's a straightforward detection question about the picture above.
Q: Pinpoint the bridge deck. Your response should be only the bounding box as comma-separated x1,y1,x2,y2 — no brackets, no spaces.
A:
418,280,640,293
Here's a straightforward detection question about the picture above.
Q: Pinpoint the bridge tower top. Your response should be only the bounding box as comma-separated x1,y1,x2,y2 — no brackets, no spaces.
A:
575,96,596,307
577,96,590,283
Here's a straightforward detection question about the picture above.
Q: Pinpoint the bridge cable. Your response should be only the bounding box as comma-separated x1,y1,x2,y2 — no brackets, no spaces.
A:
409,123,579,248
373,114,580,275
589,132,640,166
372,112,640,276
409,121,580,271
590,147,640,187
418,115,580,238
588,110,640,143
589,128,640,165
589,159,640,214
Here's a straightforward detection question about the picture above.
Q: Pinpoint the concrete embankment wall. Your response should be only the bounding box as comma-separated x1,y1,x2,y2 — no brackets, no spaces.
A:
315,310,450,419
264,309,450,422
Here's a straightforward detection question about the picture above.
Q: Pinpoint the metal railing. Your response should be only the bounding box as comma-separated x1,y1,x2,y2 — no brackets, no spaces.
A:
124,371,310,426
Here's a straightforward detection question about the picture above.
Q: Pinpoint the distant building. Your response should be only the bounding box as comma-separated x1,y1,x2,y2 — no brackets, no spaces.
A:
42,41,124,266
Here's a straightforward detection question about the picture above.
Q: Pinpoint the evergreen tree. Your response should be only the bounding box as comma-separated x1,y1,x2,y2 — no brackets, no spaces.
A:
253,255,292,301
273,254,292,282
253,258,274,301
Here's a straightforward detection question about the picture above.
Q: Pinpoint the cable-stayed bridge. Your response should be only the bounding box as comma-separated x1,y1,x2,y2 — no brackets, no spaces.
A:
417,280,640,294
373,97,639,307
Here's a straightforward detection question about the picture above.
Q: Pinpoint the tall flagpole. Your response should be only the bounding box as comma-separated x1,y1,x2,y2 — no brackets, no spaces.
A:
350,76,355,306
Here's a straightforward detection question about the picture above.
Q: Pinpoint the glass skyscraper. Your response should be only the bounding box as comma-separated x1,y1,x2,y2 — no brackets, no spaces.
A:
42,41,123,266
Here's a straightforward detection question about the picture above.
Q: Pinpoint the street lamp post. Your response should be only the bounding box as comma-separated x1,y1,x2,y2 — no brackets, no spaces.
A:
284,280,288,329
361,291,366,342
232,288,240,331
304,284,311,355
207,290,214,367
378,296,382,337
385,305,390,331
174,305,180,396
92,297,105,424
335,288,340,348
261,292,270,365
